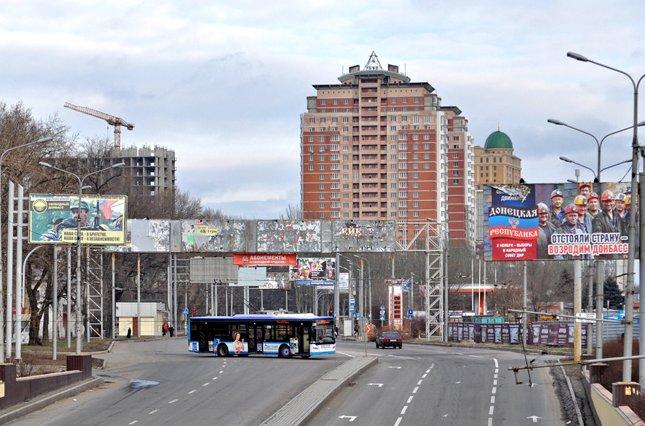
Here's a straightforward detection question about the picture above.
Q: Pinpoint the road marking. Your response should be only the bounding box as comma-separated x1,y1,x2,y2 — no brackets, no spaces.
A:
490,395,495,404
388,366,402,369
494,358,498,368
489,406,494,415
401,405,408,415
468,354,482,358
129,421,138,425
443,414,448,418
188,389,196,394
168,399,178,404
213,377,218,380
455,381,461,384
367,383,383,387
492,387,497,394
425,368,431,373
417,380,422,385
407,395,413,403
493,379,497,386
495,369,499,374
339,415,357,422
148,409,158,415
527,415,541,423
219,370,223,374
493,373,498,379
203,382,210,386
412,386,419,394
422,373,427,378
394,416,402,426
337,351,355,358
487,418,493,426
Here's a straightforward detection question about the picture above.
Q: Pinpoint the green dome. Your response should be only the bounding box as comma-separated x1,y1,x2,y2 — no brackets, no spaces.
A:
484,130,513,150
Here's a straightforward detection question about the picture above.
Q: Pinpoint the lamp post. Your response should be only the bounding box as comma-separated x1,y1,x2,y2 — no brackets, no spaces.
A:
15,245,46,360
566,51,645,385
553,120,643,362
1,137,52,360
39,161,124,354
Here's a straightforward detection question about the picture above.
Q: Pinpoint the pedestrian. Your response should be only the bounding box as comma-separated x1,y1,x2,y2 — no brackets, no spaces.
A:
126,327,132,339
162,323,166,337
169,325,175,337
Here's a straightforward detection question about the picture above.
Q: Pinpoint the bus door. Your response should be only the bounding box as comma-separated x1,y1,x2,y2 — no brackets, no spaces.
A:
298,324,310,355
248,324,258,353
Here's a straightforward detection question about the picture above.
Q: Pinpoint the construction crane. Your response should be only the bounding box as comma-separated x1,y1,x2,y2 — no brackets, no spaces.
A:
64,102,134,149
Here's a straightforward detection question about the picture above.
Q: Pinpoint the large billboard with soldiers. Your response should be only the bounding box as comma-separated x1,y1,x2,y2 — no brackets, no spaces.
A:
483,183,634,261
29,194,127,245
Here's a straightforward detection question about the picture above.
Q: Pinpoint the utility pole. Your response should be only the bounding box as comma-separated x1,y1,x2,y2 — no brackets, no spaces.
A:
573,260,582,362
334,253,340,325
522,261,528,346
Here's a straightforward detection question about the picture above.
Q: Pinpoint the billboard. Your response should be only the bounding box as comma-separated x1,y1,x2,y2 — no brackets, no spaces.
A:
232,253,297,267
290,257,335,286
29,194,126,245
483,183,634,261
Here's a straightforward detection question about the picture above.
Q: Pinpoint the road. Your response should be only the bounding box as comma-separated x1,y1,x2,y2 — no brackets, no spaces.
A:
11,339,567,426
310,341,566,426
10,337,345,426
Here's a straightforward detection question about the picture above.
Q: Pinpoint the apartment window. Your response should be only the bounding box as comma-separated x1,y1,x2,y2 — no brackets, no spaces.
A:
343,202,350,208
424,153,430,160
319,183,325,190
412,192,419,198
399,143,407,150
330,144,339,151
343,136,350,142
309,164,314,171
390,135,397,141
342,183,349,189
342,126,349,132
320,117,327,123
390,126,397,131
390,154,398,160
402,116,408,122
332,173,340,180
424,116,431,124
309,127,315,132
453,136,459,141
399,181,407,188
309,136,314,143
320,202,325,209
331,163,339,170
453,161,459,167
399,172,408,179
319,135,325,142
319,154,326,161
309,154,314,161
344,99,349,105
412,163,418,170
398,162,408,170
412,182,419,189
319,193,325,199
331,135,340,141
399,152,407,159
453,179,460,184
333,100,338,106
413,201,419,208
331,182,339,189
453,144,459,149
412,115,419,124
308,117,315,124
331,211,340,218
390,182,398,189
390,201,397,208
342,164,349,170
331,153,339,160
398,134,406,141
398,200,407,208
389,115,396,122
320,100,326,106
412,172,419,179
319,174,325,181
390,192,397,198
399,191,408,198
413,211,420,218
423,143,430,150
342,173,348,180
424,162,430,170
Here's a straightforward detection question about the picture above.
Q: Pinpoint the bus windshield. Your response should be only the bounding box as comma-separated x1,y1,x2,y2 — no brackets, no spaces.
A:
314,324,335,344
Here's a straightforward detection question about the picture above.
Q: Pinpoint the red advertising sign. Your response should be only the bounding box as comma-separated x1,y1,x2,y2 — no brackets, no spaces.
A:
232,253,297,267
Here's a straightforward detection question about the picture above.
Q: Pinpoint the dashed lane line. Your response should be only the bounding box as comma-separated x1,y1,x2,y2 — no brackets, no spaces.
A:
188,390,196,394
129,421,138,425
168,399,178,404
400,406,408,415
406,396,413,404
417,380,422,386
412,386,419,394
202,382,210,387
148,409,158,415
394,417,402,426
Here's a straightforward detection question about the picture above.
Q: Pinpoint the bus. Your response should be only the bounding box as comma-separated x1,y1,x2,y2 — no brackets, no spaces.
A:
188,314,336,358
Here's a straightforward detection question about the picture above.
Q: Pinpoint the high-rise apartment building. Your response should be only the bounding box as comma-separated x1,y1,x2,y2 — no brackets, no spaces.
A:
473,129,522,185
114,146,176,197
301,53,475,246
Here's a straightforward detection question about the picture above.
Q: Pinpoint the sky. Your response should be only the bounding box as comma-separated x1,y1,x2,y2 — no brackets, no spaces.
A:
2,0,644,218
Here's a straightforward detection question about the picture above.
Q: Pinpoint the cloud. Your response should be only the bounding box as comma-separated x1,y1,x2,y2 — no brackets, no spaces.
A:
2,0,644,217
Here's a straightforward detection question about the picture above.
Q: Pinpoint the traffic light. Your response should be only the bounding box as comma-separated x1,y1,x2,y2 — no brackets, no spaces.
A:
393,295,401,319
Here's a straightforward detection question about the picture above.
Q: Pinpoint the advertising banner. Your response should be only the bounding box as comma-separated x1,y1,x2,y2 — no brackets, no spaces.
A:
232,253,297,267
483,183,634,261
290,257,335,286
29,194,126,245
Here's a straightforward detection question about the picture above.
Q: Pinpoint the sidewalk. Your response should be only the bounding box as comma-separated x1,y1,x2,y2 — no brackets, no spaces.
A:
407,338,574,356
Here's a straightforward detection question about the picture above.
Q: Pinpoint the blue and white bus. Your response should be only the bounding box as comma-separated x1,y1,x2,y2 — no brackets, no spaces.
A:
188,314,336,358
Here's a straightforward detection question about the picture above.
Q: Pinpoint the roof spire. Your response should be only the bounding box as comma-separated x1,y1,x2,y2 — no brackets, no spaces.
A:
497,122,500,131
364,51,383,70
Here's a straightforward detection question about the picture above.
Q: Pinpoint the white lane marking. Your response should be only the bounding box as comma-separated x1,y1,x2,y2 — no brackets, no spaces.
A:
492,387,497,394
367,383,384,387
188,390,196,394
527,415,541,423
468,354,482,358
489,405,494,415
129,421,138,425
487,418,493,426
443,414,449,418
168,399,178,404
389,366,402,369
202,382,210,387
495,369,499,374
422,373,427,378
493,373,498,379
493,379,497,386
490,395,495,404
425,368,431,373
455,381,461,384
148,409,158,415
407,395,413,403
219,370,223,374
494,358,498,368
417,380,422,386
339,415,357,422
412,386,419,394
394,416,402,426
337,351,355,358
213,377,218,380
401,405,408,415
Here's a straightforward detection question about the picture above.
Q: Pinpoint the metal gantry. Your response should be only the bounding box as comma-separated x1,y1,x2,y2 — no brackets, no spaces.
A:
85,247,104,338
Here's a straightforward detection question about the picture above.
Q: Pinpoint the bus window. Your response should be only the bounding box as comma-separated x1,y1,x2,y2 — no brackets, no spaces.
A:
276,324,289,341
263,324,275,341
314,324,335,344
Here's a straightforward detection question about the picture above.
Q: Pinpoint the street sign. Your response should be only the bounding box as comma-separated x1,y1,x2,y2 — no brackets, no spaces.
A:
576,312,595,323
406,307,414,319
349,298,355,314
182,307,189,316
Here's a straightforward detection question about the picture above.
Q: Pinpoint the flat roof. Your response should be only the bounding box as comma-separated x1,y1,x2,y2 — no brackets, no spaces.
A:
190,314,333,321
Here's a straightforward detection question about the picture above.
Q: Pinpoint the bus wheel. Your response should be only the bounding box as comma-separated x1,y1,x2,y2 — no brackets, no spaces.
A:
217,344,229,357
278,344,291,358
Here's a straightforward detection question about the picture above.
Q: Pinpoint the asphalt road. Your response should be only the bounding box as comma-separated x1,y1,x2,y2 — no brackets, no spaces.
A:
309,341,566,426
10,337,345,426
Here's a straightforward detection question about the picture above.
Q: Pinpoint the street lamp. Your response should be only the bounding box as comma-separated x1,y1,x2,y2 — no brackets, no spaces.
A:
566,51,645,385
550,119,645,180
1,136,52,361
39,161,124,354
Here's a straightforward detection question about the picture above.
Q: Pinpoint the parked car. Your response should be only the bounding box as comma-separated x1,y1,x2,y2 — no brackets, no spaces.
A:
375,331,402,349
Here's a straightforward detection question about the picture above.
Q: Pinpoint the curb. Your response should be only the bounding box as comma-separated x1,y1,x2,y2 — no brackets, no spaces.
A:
261,355,377,426
0,377,103,424
406,340,571,356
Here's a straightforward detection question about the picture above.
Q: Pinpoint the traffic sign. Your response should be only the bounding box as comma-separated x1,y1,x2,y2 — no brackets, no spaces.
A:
406,307,414,319
349,298,355,314
182,307,189,316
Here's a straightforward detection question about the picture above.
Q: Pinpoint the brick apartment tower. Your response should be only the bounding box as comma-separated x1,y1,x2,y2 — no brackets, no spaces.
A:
301,53,475,246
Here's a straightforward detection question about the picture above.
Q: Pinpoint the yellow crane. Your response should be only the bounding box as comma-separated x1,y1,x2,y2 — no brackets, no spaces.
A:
64,102,134,149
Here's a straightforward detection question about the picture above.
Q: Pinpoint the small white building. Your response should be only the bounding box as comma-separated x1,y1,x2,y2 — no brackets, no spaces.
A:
116,302,168,337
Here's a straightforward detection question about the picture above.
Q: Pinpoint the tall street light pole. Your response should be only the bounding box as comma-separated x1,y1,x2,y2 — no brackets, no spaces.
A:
552,120,644,362
39,161,124,354
567,51,645,385
1,137,51,360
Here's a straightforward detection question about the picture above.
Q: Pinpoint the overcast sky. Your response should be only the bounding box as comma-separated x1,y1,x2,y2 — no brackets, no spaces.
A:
2,1,644,218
